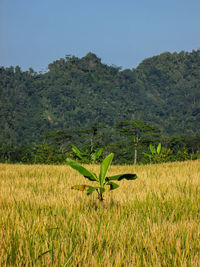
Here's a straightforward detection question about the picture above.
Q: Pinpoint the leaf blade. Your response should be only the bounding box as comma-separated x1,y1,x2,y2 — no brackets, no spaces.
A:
66,158,97,181
72,145,83,159
157,143,161,155
71,185,98,196
87,186,99,195
99,153,114,186
71,185,91,191
107,182,119,190
96,148,103,159
142,152,152,158
149,144,156,155
106,173,137,181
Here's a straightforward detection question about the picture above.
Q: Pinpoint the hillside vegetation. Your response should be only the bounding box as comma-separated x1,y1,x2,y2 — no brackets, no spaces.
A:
0,50,200,145
0,161,199,266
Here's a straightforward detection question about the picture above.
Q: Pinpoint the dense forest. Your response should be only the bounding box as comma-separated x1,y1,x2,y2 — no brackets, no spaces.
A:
0,50,200,164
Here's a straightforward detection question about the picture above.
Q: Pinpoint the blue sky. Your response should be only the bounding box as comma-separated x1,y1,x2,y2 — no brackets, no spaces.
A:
1,0,200,72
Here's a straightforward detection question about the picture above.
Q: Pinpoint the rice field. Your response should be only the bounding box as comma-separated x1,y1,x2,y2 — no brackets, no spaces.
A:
0,160,199,266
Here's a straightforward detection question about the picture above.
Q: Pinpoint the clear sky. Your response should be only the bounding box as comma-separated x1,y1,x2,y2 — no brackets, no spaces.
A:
0,0,200,72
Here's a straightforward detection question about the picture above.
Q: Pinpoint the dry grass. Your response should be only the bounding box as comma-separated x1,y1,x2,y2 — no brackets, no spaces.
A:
0,160,199,266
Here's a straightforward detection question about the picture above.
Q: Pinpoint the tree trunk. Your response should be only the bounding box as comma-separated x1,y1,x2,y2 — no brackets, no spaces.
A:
134,136,139,164
134,146,137,164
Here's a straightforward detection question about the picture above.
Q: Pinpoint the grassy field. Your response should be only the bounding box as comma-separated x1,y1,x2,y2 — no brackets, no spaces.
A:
0,160,199,266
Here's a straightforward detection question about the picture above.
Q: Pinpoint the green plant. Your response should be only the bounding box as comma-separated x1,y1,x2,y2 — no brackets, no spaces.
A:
66,153,137,201
143,143,172,163
71,145,88,160
90,147,103,163
173,148,190,162
71,144,103,163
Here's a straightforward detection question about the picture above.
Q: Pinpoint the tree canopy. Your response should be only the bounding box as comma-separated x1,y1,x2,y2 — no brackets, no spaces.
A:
0,50,200,145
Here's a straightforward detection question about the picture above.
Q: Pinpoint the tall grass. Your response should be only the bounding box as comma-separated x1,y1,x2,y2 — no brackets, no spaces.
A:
0,161,199,266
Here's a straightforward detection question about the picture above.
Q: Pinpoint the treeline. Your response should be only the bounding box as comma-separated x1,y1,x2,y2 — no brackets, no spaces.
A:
0,123,199,165
0,50,200,146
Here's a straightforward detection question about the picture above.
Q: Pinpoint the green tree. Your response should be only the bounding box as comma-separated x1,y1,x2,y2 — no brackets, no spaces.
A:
116,120,159,164
44,130,72,152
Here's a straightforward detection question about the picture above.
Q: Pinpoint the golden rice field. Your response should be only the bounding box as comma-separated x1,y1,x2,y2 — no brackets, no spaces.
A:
0,160,200,266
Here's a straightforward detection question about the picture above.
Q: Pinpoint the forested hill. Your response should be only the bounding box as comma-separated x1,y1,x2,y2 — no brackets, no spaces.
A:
0,50,200,145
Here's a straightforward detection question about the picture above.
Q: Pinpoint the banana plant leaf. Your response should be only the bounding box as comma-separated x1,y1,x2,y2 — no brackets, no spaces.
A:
95,148,103,158
71,185,98,195
106,173,137,181
149,144,156,155
72,145,83,159
157,143,161,155
106,181,119,190
99,153,114,186
87,186,99,195
66,158,97,181
71,185,91,191
142,152,152,158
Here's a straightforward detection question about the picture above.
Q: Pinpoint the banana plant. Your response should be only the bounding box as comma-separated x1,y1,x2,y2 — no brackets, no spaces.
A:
72,144,88,160
66,153,137,201
143,143,172,163
90,147,103,163
71,144,103,163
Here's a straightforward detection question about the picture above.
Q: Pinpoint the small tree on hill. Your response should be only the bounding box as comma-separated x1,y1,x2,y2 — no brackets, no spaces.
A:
116,120,160,164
